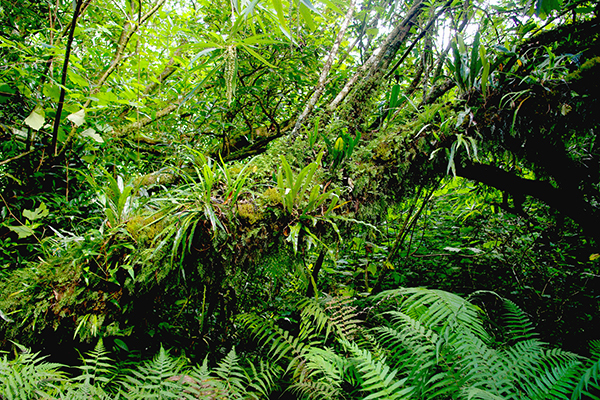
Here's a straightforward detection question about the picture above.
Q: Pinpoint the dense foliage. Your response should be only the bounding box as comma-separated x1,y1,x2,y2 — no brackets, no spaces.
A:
1,0,599,398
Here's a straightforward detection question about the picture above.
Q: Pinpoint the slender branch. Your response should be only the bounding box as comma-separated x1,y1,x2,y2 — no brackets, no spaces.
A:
385,0,453,80
119,43,187,118
83,0,166,109
289,0,356,140
0,150,34,166
51,0,84,156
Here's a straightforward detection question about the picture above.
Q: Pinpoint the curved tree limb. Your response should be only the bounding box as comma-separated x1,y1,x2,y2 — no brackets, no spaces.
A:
456,160,600,242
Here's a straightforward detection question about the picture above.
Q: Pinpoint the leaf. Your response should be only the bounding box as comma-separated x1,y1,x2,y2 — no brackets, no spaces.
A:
286,223,302,254
114,338,129,352
535,0,561,18
24,108,45,131
81,127,104,143
67,109,86,126
0,309,13,323
319,0,344,14
271,0,287,30
23,203,49,221
7,224,36,239
240,44,277,68
299,3,316,31
68,71,89,87
444,246,461,252
389,84,401,110
43,83,61,101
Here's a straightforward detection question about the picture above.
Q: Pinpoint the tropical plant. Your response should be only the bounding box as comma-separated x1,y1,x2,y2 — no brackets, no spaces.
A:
238,287,600,399
1,339,281,399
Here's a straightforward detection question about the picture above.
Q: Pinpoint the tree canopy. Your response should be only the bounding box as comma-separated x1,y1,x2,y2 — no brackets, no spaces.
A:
1,0,600,398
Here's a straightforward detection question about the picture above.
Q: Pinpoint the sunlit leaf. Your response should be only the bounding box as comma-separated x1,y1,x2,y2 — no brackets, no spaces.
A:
23,203,49,221
67,109,86,126
24,108,45,131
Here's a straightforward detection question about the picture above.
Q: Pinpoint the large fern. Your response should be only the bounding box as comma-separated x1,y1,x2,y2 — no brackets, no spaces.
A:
0,344,65,399
370,287,600,400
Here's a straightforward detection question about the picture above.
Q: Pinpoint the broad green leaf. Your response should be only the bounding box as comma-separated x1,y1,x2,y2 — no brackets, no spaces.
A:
23,203,49,221
68,71,89,87
81,127,104,143
43,83,61,101
24,108,45,131
67,109,86,126
7,224,36,239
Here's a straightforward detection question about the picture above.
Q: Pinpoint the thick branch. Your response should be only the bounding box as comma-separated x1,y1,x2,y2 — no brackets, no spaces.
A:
326,0,426,113
456,161,600,242
115,101,179,137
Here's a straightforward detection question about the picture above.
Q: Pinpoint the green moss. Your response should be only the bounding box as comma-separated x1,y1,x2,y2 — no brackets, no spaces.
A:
126,213,167,243
134,172,176,187
567,57,600,82
262,187,282,206
237,203,263,224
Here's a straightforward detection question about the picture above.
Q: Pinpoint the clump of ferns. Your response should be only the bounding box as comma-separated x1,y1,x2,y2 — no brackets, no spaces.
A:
1,339,281,399
368,288,600,400
239,287,600,400
238,294,365,398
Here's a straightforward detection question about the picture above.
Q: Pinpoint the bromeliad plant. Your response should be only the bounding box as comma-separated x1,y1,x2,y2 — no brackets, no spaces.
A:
276,152,343,253
277,151,340,217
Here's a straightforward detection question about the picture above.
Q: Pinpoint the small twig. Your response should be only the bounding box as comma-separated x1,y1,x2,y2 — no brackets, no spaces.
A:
0,149,34,166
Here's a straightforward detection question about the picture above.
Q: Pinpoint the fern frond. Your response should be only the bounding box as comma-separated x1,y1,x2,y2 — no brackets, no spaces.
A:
525,358,582,400
289,380,343,400
213,347,249,396
341,339,413,400
245,358,282,398
372,317,438,397
238,313,311,364
0,345,65,399
187,357,227,399
302,346,345,384
571,341,600,400
374,287,490,341
297,295,361,342
120,346,189,399
450,327,515,397
501,298,538,342
74,339,116,389
464,387,508,400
